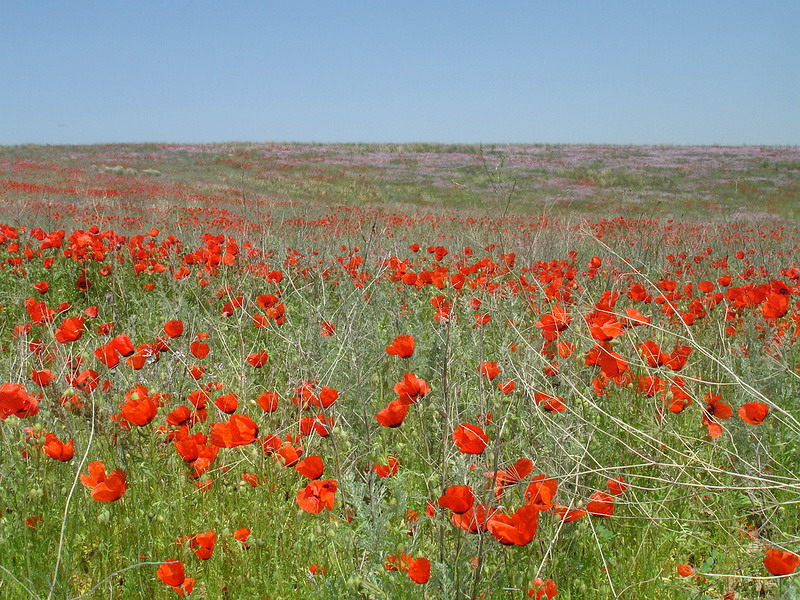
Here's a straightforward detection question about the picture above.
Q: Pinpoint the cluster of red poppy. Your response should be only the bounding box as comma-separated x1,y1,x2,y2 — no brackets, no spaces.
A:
1,206,798,598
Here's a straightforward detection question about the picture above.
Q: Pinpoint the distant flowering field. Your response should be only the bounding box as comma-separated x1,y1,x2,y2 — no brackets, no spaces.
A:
0,144,798,599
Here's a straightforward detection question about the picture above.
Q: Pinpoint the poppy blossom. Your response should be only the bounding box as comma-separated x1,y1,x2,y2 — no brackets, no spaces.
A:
188,530,217,560
385,553,413,572
525,475,558,510
527,578,558,599
120,386,158,426
257,392,280,412
487,505,539,546
30,369,56,386
109,334,135,356
80,461,128,501
385,554,430,584
376,400,409,427
372,456,399,478
190,340,210,359
296,455,324,479
233,527,251,549
676,564,695,577
0,383,40,420
438,485,475,514
702,393,733,437
296,478,338,513
394,373,430,404
157,559,186,586
552,504,587,522
214,393,239,414
276,441,302,467
43,433,74,461
407,557,431,584
386,334,415,358
452,423,489,454
55,316,85,343
763,548,799,575
321,321,336,337
606,477,628,496
739,402,769,425
210,414,259,448
486,458,533,498
163,320,184,338
450,503,496,533
498,380,516,394
478,361,501,380
586,491,615,517
157,560,194,596
246,351,269,368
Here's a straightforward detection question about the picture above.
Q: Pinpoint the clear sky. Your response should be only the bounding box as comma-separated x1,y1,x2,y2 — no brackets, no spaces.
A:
2,1,798,145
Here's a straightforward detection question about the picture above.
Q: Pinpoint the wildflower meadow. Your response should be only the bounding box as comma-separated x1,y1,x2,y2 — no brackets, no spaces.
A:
0,143,798,599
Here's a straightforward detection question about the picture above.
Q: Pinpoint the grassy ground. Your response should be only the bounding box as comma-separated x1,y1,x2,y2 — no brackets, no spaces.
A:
0,143,798,599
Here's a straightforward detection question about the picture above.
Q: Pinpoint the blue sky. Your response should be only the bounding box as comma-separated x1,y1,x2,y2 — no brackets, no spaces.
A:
2,1,798,145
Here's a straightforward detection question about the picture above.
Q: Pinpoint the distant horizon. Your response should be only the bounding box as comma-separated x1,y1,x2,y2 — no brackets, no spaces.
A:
3,140,799,149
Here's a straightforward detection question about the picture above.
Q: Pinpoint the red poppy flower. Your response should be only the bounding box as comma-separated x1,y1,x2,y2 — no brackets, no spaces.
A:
276,441,302,467
676,564,695,577
296,478,338,513
233,527,251,549
487,505,539,545
188,530,216,560
321,321,336,337
486,458,533,498
394,373,429,404
55,316,85,343
533,391,567,413
451,503,496,533
43,433,75,461
246,351,269,368
80,461,128,501
296,455,324,480
763,548,799,576
525,475,558,510
386,334,415,358
210,414,259,448
214,393,239,414
527,577,558,599
163,320,184,338
438,485,475,514
586,491,615,517
376,399,410,427
407,557,431,584
257,392,279,412
606,477,628,496
31,369,56,386
120,385,158,426
0,383,39,420
703,393,733,437
190,340,210,359
452,423,489,454
110,334,134,356
94,343,120,368
315,386,339,408
739,402,769,425
372,455,400,478
498,380,516,394
551,504,586,522
478,361,501,380
385,553,413,572
157,559,185,586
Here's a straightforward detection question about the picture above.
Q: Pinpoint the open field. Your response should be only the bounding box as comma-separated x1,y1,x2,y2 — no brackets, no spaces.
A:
0,143,799,599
